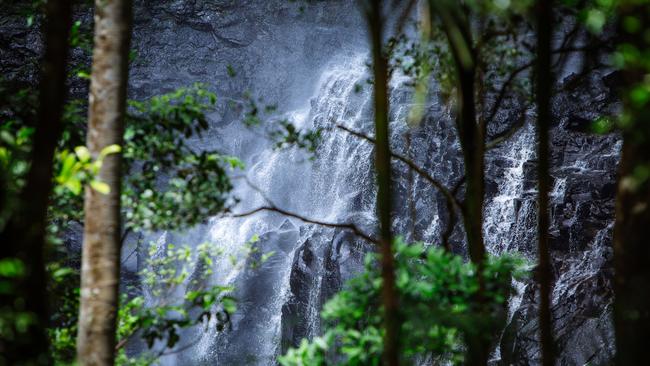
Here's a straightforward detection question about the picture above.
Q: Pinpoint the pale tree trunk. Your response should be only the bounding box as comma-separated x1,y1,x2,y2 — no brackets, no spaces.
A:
0,1,72,363
367,1,400,365
535,0,555,365
76,1,132,365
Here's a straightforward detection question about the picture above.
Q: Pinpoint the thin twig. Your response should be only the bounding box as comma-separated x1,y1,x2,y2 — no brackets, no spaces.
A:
486,61,534,125
485,100,532,150
228,176,378,244
336,124,462,213
393,0,418,37
336,124,461,250
486,42,609,126
232,206,378,245
120,227,132,246
405,131,418,242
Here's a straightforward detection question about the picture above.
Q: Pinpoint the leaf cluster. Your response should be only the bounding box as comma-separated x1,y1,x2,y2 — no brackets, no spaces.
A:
122,84,242,232
279,239,526,365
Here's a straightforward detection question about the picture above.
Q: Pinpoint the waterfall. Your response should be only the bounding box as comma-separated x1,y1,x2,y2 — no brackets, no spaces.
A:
133,21,619,366
150,54,382,365
148,49,543,365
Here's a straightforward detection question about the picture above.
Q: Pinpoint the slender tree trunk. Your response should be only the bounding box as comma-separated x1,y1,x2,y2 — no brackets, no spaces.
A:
535,1,555,365
432,3,488,364
0,1,72,364
457,63,486,270
613,3,650,364
367,1,399,365
613,136,650,366
456,49,489,366
76,1,132,365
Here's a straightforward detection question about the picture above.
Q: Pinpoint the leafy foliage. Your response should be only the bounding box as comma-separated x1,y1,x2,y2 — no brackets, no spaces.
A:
279,239,526,365
236,92,323,156
1,75,245,364
48,238,243,365
55,144,121,195
123,83,243,232
113,241,236,364
0,258,37,347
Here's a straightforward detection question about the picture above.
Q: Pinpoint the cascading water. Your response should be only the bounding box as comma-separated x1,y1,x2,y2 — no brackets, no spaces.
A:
120,2,621,365
151,55,382,365
0,0,622,364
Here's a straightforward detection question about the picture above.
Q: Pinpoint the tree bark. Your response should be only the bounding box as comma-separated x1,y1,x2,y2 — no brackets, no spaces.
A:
0,1,72,364
76,1,132,365
535,1,555,365
367,1,400,365
430,3,488,365
455,45,489,366
613,3,650,365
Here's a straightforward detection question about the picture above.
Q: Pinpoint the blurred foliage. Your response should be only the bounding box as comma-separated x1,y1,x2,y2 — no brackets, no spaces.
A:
48,239,238,365
234,86,323,157
610,0,650,192
0,77,243,363
279,238,527,365
0,258,36,347
55,144,121,195
122,84,242,232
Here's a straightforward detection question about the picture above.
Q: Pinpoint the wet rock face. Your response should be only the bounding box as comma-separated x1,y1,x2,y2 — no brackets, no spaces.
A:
494,69,620,365
1,1,621,365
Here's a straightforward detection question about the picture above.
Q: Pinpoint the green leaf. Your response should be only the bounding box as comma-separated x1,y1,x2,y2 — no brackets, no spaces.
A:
0,258,25,277
98,144,121,160
64,179,82,195
52,267,74,280
90,180,111,194
222,297,237,314
261,251,275,264
58,152,76,182
76,70,91,80
74,146,91,162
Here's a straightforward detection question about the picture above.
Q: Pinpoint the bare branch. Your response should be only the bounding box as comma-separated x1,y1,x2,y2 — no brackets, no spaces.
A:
336,124,463,250
336,124,462,214
227,176,378,244
120,227,132,247
115,331,135,352
485,100,532,150
486,60,534,125
486,41,610,127
393,0,418,37
451,176,465,198
441,203,456,252
231,206,378,245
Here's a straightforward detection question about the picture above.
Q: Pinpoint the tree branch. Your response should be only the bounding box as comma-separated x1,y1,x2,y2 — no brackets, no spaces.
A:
486,60,534,125
392,0,418,37
336,124,461,250
120,227,132,247
231,206,378,245
485,100,532,150
336,124,462,214
228,176,378,244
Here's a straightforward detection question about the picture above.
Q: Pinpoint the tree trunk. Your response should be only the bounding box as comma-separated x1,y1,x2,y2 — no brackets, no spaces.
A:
614,138,650,366
432,3,488,365
535,1,555,365
0,1,73,364
613,3,650,364
456,52,489,366
367,1,400,365
76,1,132,365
